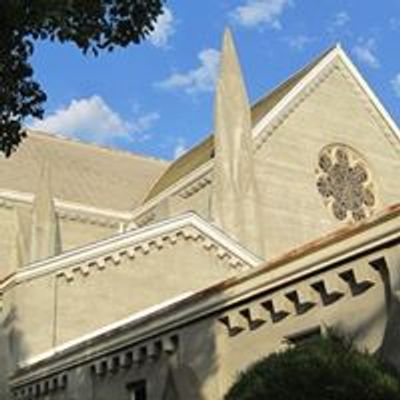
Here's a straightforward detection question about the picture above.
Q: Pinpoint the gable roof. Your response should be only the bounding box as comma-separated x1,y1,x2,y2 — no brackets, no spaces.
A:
144,44,400,204
0,131,169,212
144,46,335,203
3,212,262,287
145,135,215,203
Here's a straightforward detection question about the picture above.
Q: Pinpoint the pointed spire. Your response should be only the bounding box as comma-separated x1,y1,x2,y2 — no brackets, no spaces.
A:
211,28,264,256
30,162,61,262
215,28,252,187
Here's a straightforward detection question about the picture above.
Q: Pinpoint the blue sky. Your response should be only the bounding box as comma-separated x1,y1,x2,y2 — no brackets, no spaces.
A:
30,0,400,160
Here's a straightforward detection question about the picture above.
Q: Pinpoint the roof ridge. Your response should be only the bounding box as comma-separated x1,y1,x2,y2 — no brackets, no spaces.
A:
142,44,338,203
26,129,169,165
251,44,336,110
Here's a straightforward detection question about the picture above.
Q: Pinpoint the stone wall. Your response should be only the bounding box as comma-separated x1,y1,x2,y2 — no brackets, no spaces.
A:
252,59,400,259
9,217,400,400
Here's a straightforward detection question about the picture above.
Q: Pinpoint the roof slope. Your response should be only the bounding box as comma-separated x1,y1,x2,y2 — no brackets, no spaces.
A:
145,135,215,202
0,131,169,211
144,46,334,202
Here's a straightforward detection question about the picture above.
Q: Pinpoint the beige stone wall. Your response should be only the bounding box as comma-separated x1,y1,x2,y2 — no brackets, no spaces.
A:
58,217,117,252
55,239,232,345
168,242,398,398
91,356,170,400
139,61,399,262
179,317,222,399
10,224,399,400
0,201,119,281
0,206,20,280
3,52,400,400
6,238,235,363
167,183,212,221
0,288,17,400
253,60,400,259
144,178,212,226
12,274,56,362
218,257,390,393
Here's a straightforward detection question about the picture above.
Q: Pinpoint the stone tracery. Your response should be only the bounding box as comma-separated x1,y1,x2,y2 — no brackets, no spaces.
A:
316,144,376,222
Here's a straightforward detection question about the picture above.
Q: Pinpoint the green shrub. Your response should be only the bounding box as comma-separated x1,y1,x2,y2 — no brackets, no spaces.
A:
225,335,400,400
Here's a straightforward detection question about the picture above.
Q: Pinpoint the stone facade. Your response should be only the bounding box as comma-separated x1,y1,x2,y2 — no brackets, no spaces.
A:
0,31,399,399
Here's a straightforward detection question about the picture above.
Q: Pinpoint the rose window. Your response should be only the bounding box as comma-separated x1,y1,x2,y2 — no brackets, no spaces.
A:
316,144,376,222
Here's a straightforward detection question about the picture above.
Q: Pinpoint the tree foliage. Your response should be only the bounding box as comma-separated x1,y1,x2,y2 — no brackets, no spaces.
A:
225,335,400,400
0,0,164,156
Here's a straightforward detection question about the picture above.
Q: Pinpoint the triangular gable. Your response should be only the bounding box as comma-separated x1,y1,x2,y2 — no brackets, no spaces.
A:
249,45,400,259
9,212,262,285
4,213,263,360
253,45,400,148
141,45,399,208
142,47,336,204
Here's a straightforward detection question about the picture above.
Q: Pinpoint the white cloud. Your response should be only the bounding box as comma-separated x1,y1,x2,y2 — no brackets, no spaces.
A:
232,0,292,29
391,73,400,97
352,38,380,69
327,11,351,36
131,112,159,132
332,11,350,28
149,6,175,48
286,35,314,51
156,48,220,94
173,137,187,159
30,95,159,145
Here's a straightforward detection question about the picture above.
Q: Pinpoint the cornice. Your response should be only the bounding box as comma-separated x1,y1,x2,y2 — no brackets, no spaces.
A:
253,53,339,151
252,46,400,155
0,189,131,228
0,196,14,210
15,293,189,371
57,217,261,284
9,208,399,388
12,373,68,400
131,169,213,228
334,58,400,156
335,47,400,144
10,293,188,390
178,174,212,199
56,210,120,228
88,333,179,378
218,256,381,337
131,161,213,225
135,209,156,227
2,212,262,288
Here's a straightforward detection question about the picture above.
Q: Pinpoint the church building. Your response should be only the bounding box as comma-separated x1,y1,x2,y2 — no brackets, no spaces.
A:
0,30,399,399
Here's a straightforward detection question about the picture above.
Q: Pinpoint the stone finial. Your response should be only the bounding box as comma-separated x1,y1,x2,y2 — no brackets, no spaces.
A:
211,28,264,256
30,162,62,262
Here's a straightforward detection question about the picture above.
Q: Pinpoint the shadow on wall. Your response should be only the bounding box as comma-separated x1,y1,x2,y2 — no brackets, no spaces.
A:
380,292,400,369
377,257,400,370
87,253,400,400
140,302,222,400
337,256,400,370
167,313,220,400
86,296,223,400
0,304,29,400
165,253,400,399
